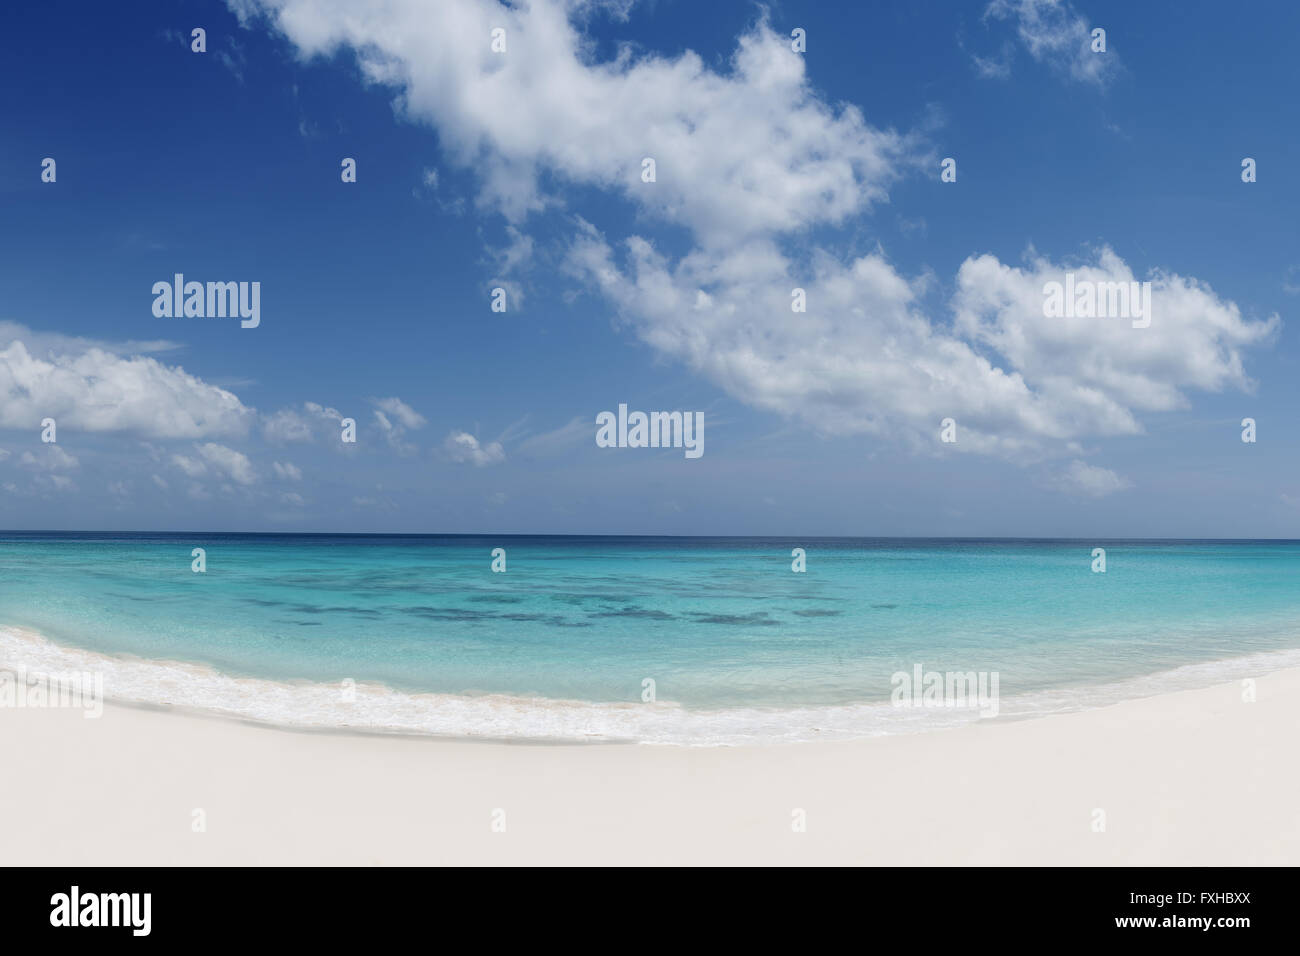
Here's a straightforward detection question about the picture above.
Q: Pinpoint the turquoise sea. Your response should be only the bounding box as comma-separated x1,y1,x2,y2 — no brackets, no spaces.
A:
2,533,1299,743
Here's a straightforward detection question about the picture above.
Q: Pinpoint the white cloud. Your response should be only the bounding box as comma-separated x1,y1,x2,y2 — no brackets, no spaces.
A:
444,430,505,466
20,446,79,471
171,454,207,477
305,401,344,421
0,320,182,358
1051,459,1130,497
1283,264,1300,296
196,442,258,485
262,408,314,443
233,0,1269,466
216,37,248,83
372,397,426,430
983,0,1117,88
228,0,914,238
352,489,398,510
515,416,590,458
151,474,170,491
488,225,535,302
370,397,425,453
262,402,347,443
39,474,76,492
952,248,1278,430
0,329,252,439
570,229,1275,458
971,51,1012,79
273,460,303,481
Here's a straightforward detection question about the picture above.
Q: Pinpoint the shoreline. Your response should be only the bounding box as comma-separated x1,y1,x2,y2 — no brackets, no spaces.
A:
5,623,1300,745
2,665,1297,864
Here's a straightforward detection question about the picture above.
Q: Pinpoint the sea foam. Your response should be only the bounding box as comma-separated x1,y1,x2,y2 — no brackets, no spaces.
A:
5,625,1299,746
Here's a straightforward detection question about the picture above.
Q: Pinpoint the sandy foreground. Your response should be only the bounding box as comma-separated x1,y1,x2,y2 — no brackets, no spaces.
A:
2,667,1298,866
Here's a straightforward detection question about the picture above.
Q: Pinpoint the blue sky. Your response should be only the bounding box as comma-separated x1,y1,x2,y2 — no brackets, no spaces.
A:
1,0,1297,535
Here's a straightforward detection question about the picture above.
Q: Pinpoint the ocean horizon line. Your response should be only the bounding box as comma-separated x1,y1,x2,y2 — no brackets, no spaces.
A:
4,530,1300,544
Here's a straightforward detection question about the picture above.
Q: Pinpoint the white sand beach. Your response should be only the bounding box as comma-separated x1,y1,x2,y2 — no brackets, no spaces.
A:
2,658,1297,866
